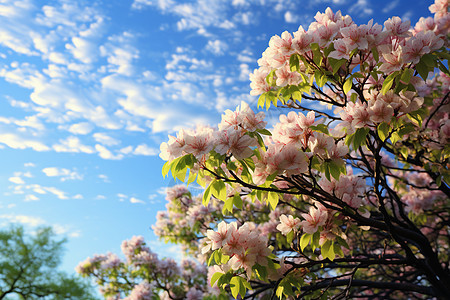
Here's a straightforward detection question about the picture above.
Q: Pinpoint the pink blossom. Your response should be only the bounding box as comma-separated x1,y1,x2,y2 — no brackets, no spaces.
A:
298,111,316,129
292,26,313,54
214,129,257,160
249,68,271,96
328,38,349,60
429,0,449,19
183,127,215,160
186,287,203,300
205,221,236,251
369,99,394,124
378,44,404,74
384,16,411,37
339,23,369,50
269,31,294,55
276,214,301,235
300,204,328,234
123,281,153,300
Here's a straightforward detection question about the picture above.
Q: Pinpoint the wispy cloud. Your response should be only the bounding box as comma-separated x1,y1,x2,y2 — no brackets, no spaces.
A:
42,167,83,181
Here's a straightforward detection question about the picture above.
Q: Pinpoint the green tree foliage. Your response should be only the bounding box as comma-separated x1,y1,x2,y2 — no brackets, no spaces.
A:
0,225,97,300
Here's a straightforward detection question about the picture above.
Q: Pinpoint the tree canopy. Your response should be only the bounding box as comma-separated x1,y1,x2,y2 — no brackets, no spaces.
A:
78,0,450,299
0,225,97,300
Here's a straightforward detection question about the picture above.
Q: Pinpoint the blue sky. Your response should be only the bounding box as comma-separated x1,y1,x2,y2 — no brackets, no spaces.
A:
0,0,433,275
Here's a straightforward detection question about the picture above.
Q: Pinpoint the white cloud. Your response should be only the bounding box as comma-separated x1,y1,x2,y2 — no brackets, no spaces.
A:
25,194,39,201
93,132,120,146
95,144,124,160
9,176,25,185
130,197,145,204
0,214,45,227
100,32,139,76
42,167,83,181
44,187,68,200
382,0,399,13
284,11,298,23
53,136,95,154
98,174,109,182
349,0,373,16
133,0,234,33
0,133,50,151
68,122,94,135
73,194,83,199
133,144,159,156
239,63,250,81
205,40,228,55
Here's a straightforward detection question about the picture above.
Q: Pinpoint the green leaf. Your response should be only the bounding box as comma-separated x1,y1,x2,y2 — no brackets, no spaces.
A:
415,59,430,80
286,230,295,244
353,127,370,150
186,170,197,186
300,233,311,251
328,160,342,180
399,147,408,159
232,194,243,209
276,285,284,299
321,240,335,261
292,90,302,102
268,191,279,210
400,68,413,84
203,183,213,206
310,43,320,51
223,197,234,213
162,160,171,178
256,128,272,136
336,236,350,249
349,47,359,58
333,243,344,258
230,276,240,299
343,77,352,94
257,93,266,109
390,132,401,145
438,60,450,76
371,47,379,62
175,166,188,182
328,58,346,75
324,162,331,181
207,250,216,266
421,53,437,67
211,272,223,287
313,49,323,66
310,124,329,134
311,231,320,249
381,71,398,95
253,264,268,281
229,276,247,299
398,122,416,137
289,54,300,72
377,122,389,142
211,180,227,202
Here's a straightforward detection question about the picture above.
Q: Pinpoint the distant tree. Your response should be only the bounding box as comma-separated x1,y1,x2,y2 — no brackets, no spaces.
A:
0,225,97,300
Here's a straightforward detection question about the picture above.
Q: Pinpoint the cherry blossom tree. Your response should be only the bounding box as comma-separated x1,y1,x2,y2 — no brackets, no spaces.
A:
78,1,450,299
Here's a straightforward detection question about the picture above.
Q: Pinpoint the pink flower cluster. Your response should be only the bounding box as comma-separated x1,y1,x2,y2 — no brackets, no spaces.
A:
319,171,367,209
300,203,329,234
123,281,154,300
250,4,446,96
203,221,273,278
276,214,301,235
160,102,266,163
121,236,158,267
